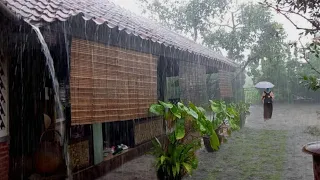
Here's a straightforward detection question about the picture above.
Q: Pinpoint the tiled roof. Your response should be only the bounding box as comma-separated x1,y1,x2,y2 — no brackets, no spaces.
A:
0,0,237,67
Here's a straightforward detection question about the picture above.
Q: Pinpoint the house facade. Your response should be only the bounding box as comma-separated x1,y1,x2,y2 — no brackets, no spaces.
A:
0,0,238,179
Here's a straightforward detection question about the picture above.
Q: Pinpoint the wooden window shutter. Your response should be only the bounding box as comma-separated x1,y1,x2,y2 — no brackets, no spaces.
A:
70,39,158,125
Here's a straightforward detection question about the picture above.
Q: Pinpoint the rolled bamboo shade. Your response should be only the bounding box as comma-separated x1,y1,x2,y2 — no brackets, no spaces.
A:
218,70,233,98
70,39,158,125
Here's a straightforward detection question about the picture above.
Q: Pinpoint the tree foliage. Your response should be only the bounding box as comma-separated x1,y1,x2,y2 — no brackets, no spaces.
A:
138,0,229,41
203,4,273,62
262,0,320,92
138,0,320,101
266,0,320,33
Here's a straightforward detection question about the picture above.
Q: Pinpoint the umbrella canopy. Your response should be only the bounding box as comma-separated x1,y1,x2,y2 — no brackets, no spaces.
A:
255,81,274,89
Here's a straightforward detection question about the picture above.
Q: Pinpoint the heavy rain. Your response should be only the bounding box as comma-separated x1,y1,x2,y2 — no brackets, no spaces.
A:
0,0,320,179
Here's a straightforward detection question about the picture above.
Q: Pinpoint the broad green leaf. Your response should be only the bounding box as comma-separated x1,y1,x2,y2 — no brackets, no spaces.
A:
175,118,185,140
187,108,198,119
188,102,199,113
198,107,206,114
209,131,220,150
182,162,193,174
149,104,164,115
170,105,182,119
177,102,184,107
159,101,173,109
177,102,188,112
210,102,220,113
197,118,207,132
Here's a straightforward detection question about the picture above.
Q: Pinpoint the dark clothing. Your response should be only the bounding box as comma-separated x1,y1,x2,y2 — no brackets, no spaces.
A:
264,103,273,119
263,91,273,104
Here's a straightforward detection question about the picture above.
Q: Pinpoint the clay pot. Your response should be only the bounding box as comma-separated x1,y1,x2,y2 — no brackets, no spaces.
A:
303,142,320,180
34,130,63,174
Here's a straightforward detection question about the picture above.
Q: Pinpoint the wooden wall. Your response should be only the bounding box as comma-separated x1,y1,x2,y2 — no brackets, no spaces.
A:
70,39,158,125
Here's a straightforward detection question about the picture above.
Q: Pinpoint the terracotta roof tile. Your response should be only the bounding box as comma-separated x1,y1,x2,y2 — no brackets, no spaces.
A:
0,0,237,67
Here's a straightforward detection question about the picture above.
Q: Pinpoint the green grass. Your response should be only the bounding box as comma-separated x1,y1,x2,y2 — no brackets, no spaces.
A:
206,128,288,180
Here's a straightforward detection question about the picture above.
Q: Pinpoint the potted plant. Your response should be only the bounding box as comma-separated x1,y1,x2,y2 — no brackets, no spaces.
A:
203,100,241,152
234,102,250,128
149,101,219,180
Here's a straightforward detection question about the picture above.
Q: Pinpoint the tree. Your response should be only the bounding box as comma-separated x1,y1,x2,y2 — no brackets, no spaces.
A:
138,0,299,101
138,0,229,41
263,0,320,33
262,0,320,91
246,23,293,101
203,4,273,63
203,4,291,100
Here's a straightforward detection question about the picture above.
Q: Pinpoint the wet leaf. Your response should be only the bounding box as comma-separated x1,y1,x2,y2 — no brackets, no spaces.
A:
159,101,173,109
210,131,220,150
149,104,164,115
170,105,181,119
175,118,185,140
182,162,192,174
187,108,198,119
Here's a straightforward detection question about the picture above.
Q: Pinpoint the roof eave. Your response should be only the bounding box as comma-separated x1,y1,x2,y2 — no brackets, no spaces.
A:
0,1,19,22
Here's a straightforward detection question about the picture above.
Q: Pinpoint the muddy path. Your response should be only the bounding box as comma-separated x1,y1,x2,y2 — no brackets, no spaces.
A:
100,104,320,180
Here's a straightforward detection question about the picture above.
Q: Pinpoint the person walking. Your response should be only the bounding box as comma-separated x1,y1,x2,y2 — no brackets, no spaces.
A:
261,88,274,120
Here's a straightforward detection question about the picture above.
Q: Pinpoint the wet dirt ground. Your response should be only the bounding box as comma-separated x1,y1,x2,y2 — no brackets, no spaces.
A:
99,104,320,180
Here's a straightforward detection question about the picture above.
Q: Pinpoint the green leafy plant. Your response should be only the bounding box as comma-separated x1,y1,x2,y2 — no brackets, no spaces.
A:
233,102,251,116
151,137,200,180
301,75,320,91
204,100,243,148
209,100,241,131
149,101,219,180
232,102,251,128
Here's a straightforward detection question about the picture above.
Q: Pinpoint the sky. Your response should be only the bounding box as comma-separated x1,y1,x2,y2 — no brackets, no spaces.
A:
110,0,312,44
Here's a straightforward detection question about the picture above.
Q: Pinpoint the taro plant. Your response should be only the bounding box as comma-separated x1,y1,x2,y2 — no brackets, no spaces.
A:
201,100,241,151
232,102,250,128
149,101,219,180
209,100,240,131
233,102,250,116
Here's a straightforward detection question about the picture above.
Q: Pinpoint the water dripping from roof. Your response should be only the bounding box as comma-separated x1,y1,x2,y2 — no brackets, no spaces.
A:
27,21,72,180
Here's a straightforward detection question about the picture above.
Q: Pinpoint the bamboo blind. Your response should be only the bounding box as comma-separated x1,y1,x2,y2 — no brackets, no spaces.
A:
218,71,233,98
70,39,158,125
